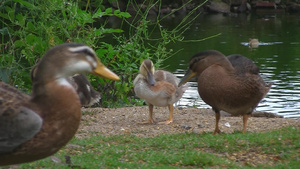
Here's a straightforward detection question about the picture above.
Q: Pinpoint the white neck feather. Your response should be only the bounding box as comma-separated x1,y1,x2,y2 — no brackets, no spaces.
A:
56,78,74,88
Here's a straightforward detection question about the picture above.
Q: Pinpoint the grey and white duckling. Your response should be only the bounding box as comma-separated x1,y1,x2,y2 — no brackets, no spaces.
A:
133,59,188,124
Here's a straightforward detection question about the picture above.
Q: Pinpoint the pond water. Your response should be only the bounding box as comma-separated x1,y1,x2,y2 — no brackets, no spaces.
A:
161,12,300,118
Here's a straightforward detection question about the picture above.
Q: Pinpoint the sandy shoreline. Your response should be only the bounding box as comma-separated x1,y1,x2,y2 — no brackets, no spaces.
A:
77,107,300,138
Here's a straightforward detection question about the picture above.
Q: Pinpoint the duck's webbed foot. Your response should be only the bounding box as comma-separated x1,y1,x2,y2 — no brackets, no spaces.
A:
158,104,174,125
158,119,173,125
138,118,156,124
138,104,156,124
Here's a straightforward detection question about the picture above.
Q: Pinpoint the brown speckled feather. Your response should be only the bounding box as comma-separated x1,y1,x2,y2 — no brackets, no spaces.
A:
0,82,30,117
0,82,42,154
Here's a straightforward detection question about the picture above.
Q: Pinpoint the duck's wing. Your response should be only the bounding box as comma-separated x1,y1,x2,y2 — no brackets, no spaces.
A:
155,70,188,102
150,81,176,98
228,54,272,99
154,70,179,86
0,82,42,154
227,54,260,75
134,74,177,104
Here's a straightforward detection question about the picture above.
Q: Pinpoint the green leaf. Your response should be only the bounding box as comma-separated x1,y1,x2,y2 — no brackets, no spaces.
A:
0,12,9,20
105,8,113,14
102,28,123,34
34,37,46,53
14,40,24,47
94,29,102,36
26,22,35,32
77,9,94,24
54,36,64,44
13,0,37,9
119,12,131,18
5,6,15,20
92,8,105,18
96,48,108,57
25,34,37,44
114,9,120,15
16,13,25,26
5,6,13,13
113,9,131,18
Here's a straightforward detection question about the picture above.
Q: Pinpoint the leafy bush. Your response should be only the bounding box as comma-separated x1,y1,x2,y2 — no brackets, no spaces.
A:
0,0,204,107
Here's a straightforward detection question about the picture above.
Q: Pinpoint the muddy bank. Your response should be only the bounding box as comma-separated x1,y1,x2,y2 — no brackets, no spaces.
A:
77,107,300,138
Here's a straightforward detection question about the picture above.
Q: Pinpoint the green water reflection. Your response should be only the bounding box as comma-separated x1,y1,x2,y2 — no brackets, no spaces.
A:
162,13,300,118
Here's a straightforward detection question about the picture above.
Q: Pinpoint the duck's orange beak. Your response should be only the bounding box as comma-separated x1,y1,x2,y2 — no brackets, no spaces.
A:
178,69,196,87
93,60,120,81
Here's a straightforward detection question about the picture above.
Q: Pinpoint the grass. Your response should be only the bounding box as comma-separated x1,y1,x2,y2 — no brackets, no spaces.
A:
13,126,299,168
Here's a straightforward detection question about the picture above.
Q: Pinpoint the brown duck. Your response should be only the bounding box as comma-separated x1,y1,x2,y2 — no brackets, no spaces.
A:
179,50,271,134
0,43,120,166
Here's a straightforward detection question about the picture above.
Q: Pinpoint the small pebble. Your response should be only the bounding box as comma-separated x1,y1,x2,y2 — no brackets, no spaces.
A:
197,123,206,128
225,122,231,127
50,156,61,163
181,125,192,130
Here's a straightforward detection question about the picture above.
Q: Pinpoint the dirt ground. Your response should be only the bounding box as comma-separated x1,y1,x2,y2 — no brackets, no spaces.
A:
77,106,300,138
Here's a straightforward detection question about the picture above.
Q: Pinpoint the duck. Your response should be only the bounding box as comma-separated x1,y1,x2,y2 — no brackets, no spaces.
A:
69,74,101,107
133,59,188,124
0,43,120,166
178,50,271,134
249,38,259,48
31,65,101,107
